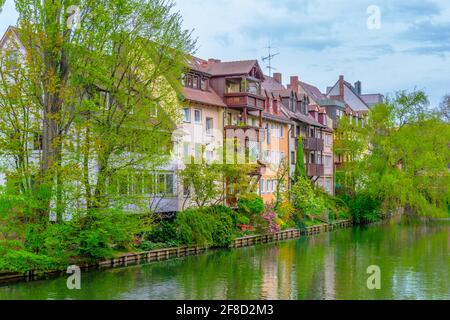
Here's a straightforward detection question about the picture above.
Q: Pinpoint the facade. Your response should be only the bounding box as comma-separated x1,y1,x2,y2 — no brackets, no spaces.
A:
263,73,327,191
1,25,384,213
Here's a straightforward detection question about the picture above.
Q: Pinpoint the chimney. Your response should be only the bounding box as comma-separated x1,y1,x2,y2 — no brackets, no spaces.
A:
208,58,221,64
290,76,299,93
273,72,282,84
339,75,345,99
354,81,362,95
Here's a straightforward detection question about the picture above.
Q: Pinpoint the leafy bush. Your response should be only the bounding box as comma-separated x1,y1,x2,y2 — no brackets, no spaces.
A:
237,193,264,223
291,176,326,220
174,206,237,247
147,221,178,244
346,191,382,224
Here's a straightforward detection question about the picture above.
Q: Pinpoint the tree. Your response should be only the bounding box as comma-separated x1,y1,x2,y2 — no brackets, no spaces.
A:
338,90,450,218
180,161,258,210
293,137,306,183
0,0,195,221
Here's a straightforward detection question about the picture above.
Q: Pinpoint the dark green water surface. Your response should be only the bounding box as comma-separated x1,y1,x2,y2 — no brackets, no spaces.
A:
0,222,449,300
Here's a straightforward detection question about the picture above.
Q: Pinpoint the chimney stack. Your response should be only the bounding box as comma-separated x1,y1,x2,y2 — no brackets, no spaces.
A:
339,75,345,99
290,76,299,93
273,72,282,84
354,81,362,95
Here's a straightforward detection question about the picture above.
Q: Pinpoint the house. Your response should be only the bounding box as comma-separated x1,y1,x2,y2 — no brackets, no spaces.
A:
263,73,327,190
288,76,335,195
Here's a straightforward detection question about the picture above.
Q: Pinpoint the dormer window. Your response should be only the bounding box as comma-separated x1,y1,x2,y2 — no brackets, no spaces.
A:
192,76,199,89
201,78,207,91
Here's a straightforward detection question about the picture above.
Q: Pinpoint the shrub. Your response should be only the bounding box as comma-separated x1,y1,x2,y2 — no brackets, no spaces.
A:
347,191,382,224
261,210,280,234
175,209,215,246
174,206,237,247
147,221,178,244
237,193,264,223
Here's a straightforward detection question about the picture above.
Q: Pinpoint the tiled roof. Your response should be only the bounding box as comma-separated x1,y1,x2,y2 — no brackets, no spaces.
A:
206,60,259,76
361,94,384,106
262,75,285,92
182,87,226,107
281,105,326,128
299,81,327,102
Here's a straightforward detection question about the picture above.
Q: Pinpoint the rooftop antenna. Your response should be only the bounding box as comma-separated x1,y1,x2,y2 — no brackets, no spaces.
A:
262,42,279,77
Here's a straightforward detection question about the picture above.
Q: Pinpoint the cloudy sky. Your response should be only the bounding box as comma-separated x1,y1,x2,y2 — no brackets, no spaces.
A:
1,0,449,107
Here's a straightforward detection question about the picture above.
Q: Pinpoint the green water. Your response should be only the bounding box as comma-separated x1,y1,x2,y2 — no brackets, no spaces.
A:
0,222,449,300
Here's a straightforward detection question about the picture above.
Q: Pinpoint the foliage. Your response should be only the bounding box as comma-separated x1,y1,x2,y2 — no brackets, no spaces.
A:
291,176,326,221
337,90,450,218
146,220,178,244
344,191,382,224
293,137,307,183
174,206,236,247
237,193,264,222
261,209,280,234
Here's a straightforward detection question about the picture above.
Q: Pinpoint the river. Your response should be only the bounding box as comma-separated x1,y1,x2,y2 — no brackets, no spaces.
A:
0,221,449,300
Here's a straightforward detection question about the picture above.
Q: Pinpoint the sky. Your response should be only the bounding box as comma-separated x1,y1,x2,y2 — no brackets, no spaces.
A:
1,0,449,107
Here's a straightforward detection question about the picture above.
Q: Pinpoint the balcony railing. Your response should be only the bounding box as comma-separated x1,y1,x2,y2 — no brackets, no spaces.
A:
303,138,324,151
307,164,324,177
224,92,265,111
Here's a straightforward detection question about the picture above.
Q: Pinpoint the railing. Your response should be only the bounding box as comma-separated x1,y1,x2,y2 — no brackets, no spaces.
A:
224,92,265,110
307,163,324,177
303,137,324,151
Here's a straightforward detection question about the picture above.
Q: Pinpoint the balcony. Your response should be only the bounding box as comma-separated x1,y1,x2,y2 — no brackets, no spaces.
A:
307,164,324,177
303,138,324,151
224,92,265,111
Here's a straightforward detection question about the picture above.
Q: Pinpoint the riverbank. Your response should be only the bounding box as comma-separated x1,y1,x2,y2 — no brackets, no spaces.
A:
0,219,352,284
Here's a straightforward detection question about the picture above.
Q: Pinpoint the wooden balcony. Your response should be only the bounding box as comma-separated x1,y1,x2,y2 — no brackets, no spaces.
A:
224,92,265,111
303,138,324,152
307,164,324,177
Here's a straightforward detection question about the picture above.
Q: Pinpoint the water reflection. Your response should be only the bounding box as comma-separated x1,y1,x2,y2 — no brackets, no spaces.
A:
0,222,448,300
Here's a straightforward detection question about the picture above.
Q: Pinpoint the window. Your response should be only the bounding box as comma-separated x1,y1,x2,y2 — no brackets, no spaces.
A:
280,125,284,138
281,152,285,162
266,180,271,193
157,173,174,195
194,109,202,124
291,151,296,165
187,75,193,88
325,156,332,167
205,150,214,163
206,117,213,135
291,125,296,138
193,76,199,89
183,142,191,164
201,78,207,91
261,179,265,194
325,134,332,146
183,108,191,123
266,124,271,145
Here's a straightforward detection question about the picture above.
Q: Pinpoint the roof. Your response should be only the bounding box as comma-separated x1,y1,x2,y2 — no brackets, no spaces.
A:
0,26,20,49
299,81,327,102
182,86,226,108
262,75,285,92
206,60,261,77
361,93,384,107
281,105,326,128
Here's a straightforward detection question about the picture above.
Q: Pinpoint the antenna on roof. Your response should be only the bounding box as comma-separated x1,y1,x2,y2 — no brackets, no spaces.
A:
262,41,279,77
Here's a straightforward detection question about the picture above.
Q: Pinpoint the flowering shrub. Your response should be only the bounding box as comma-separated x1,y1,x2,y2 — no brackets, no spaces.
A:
262,210,280,234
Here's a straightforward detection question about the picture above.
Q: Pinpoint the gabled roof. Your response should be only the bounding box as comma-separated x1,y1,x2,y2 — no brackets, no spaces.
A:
182,86,226,108
281,104,326,128
299,81,327,103
206,60,264,78
262,75,285,92
326,78,370,112
0,26,20,49
361,93,384,107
